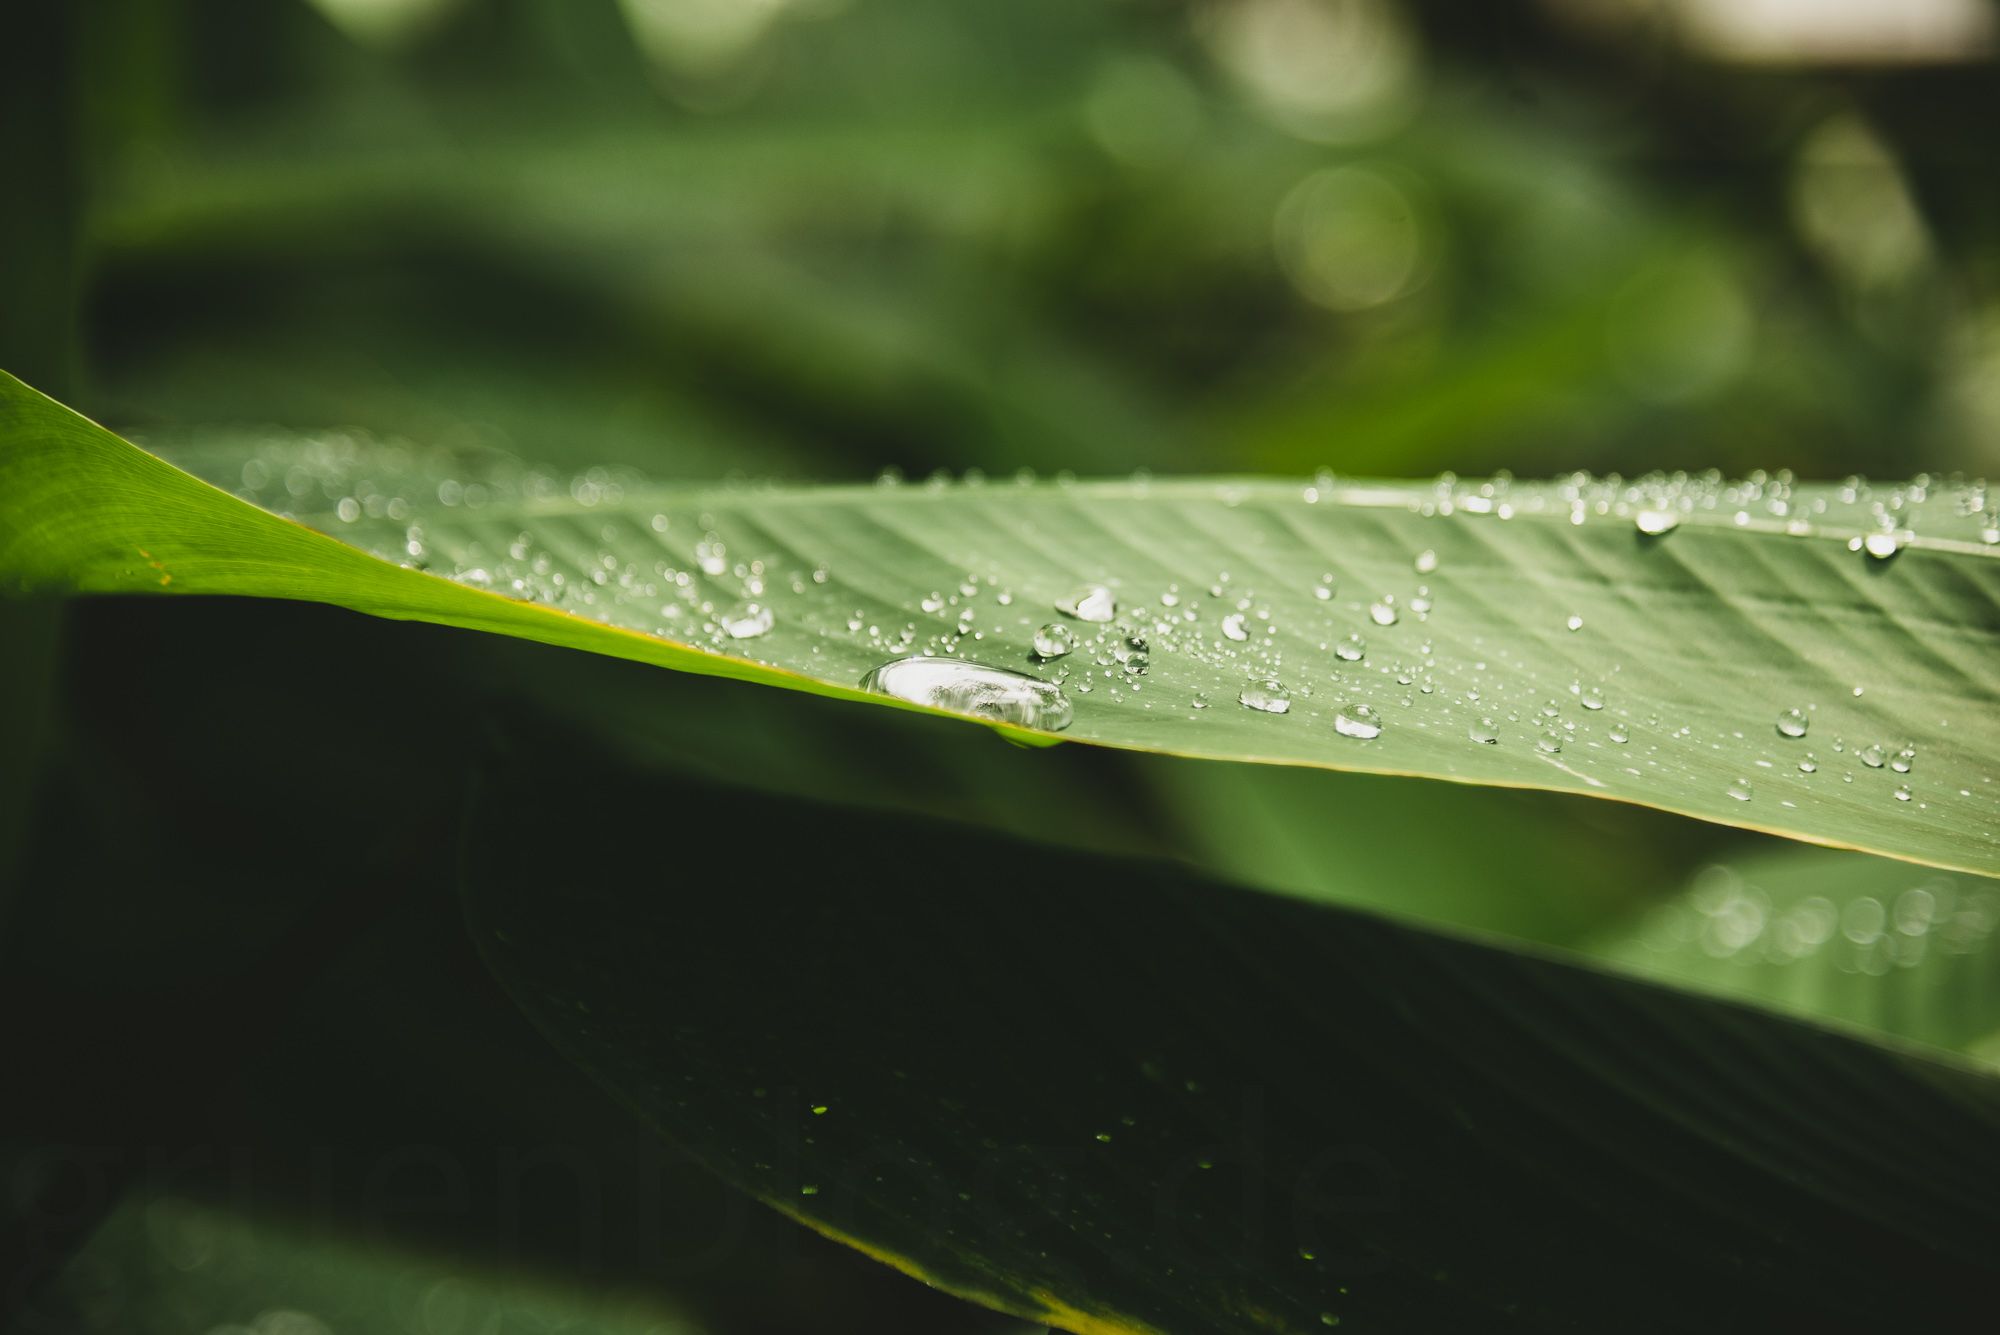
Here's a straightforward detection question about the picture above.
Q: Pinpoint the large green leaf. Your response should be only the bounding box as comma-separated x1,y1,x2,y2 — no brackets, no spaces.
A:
4,369,1997,874
463,739,2000,1335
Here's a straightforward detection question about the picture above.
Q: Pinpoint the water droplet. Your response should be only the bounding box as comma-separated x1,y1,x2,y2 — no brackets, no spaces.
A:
1190,692,1209,710
1775,708,1809,739
1726,778,1754,802
1536,729,1564,754
1893,784,1913,802
1313,574,1336,601
1799,754,1819,773
1565,614,1584,632
1057,584,1118,623
1635,508,1680,536
1238,680,1292,714
1469,717,1499,745
1859,743,1887,769
1221,612,1251,642
1890,746,1915,774
1333,703,1382,739
1032,623,1076,660
1862,530,1904,560
719,602,774,639
335,497,361,523
1334,634,1366,662
1414,549,1439,574
1576,683,1605,711
1608,722,1629,744
1368,600,1398,627
860,658,1074,732
694,537,728,576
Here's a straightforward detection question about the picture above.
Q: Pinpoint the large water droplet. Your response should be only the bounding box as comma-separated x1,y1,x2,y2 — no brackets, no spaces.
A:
1238,679,1292,714
1334,634,1366,662
1859,743,1887,769
1890,746,1915,774
1032,623,1076,660
1635,508,1681,536
860,658,1073,732
1775,708,1809,739
1799,753,1819,773
719,602,774,639
1368,599,1398,627
1056,584,1118,623
1536,728,1564,754
1862,530,1904,560
1469,717,1499,745
1333,703,1382,739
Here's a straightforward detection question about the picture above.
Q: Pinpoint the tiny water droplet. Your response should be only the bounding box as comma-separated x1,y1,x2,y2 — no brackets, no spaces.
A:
1799,753,1819,773
1335,634,1366,662
1726,778,1754,802
1565,614,1584,632
1635,508,1680,536
1608,722,1629,744
1469,717,1499,745
1890,746,1915,774
1333,703,1382,739
1576,683,1605,711
1893,784,1912,802
1776,708,1809,739
1368,600,1398,627
1032,623,1076,660
694,537,728,576
1056,584,1118,623
1238,680,1292,714
1414,549,1439,574
1313,575,1336,601
860,658,1073,732
1190,692,1209,710
1221,612,1250,642
719,602,774,639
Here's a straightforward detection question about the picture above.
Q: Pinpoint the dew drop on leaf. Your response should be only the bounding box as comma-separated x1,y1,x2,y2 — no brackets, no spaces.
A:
859,658,1074,732
1859,743,1887,769
1056,583,1117,622
1893,784,1913,802
1238,679,1292,714
1727,778,1754,802
1776,708,1809,739
1565,614,1584,632
1799,753,1819,773
1414,548,1439,574
1221,612,1251,642
1032,623,1076,660
1333,703,1382,739
1469,717,1499,745
1369,600,1398,627
719,602,774,639
1635,508,1680,536
1335,634,1366,662
1891,746,1915,774
1863,530,1905,560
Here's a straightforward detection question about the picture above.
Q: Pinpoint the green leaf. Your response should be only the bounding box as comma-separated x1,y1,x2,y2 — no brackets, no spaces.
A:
463,740,2000,1335
4,369,1997,874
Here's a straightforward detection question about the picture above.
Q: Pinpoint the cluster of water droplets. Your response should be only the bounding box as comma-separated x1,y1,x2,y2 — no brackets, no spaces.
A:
187,438,1994,815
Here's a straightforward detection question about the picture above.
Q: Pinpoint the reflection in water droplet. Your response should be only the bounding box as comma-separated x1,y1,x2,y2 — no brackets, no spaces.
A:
1057,584,1118,622
1469,717,1498,745
1635,508,1681,536
1333,703,1382,739
1335,634,1366,662
1859,743,1887,768
1776,707,1809,739
1891,746,1915,774
860,658,1073,732
1799,753,1819,773
1238,679,1292,714
1032,623,1076,660
1726,778,1754,802
719,603,774,639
